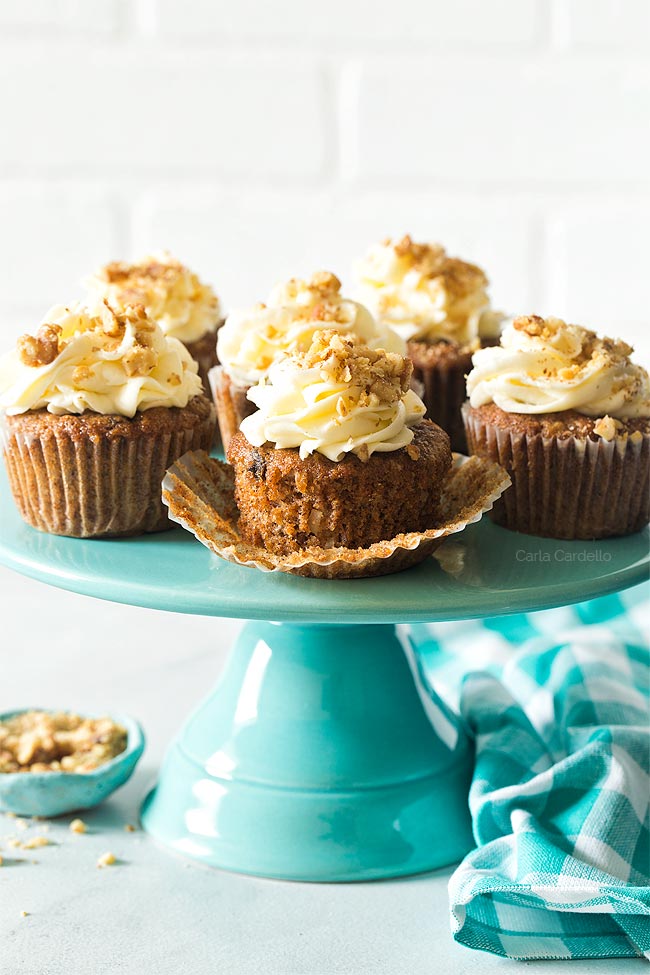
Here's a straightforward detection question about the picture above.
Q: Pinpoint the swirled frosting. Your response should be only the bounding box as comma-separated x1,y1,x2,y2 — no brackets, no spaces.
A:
217,270,405,387
240,330,426,462
466,315,650,418
354,235,502,345
85,253,221,344
0,301,202,417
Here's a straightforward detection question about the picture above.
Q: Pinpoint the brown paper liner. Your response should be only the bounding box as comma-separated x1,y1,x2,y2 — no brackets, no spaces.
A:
2,398,216,538
183,329,221,394
208,366,256,453
161,449,511,579
462,405,650,539
408,342,473,454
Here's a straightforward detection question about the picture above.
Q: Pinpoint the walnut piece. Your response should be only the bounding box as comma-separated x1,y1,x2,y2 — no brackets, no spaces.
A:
17,324,62,367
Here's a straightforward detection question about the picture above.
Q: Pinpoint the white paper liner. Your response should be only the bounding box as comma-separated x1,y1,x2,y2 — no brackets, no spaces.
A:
162,449,511,579
463,406,650,539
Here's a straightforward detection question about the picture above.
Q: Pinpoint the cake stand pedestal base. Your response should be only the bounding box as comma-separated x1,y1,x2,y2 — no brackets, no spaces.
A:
141,621,474,882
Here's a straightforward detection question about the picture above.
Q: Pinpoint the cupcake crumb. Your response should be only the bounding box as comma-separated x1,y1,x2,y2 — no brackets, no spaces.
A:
20,910,29,918
20,836,50,850
97,852,116,868
124,824,137,833
69,819,87,835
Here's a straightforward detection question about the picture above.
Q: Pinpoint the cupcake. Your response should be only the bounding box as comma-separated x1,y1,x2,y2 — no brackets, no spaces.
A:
227,329,451,556
85,252,223,391
214,270,405,450
354,235,503,452
0,301,216,537
463,315,650,539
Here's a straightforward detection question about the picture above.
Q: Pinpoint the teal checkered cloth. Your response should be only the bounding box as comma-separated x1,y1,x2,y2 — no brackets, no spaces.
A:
411,582,650,961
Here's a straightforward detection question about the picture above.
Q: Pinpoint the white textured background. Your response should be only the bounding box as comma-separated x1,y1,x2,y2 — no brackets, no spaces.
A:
0,0,648,361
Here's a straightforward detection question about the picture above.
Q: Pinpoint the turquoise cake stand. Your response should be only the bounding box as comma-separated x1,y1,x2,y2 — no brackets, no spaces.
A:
0,472,647,881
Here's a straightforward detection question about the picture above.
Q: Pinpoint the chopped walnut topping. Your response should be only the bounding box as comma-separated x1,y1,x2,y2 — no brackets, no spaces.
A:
123,345,156,377
0,711,127,774
72,365,94,385
513,315,635,365
309,270,341,294
390,235,487,295
300,331,412,408
17,324,62,367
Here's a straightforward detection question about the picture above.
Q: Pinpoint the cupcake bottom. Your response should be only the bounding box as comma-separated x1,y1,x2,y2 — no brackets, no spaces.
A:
209,366,257,453
408,339,475,453
463,403,650,539
183,325,222,394
161,449,511,579
3,395,216,538
227,420,452,556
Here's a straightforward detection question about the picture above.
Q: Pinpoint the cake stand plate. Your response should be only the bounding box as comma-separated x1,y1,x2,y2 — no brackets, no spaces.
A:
1,471,648,881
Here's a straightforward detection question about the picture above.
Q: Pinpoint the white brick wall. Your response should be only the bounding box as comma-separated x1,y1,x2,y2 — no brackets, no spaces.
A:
0,0,648,362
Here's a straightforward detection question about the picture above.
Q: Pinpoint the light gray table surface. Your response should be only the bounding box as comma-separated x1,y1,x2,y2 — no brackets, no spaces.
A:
0,566,645,975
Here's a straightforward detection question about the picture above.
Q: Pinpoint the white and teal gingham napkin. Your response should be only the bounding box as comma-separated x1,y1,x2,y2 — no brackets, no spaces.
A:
410,581,650,962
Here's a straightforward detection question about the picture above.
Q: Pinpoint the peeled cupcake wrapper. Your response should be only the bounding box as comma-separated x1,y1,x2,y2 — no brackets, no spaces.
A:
161,449,511,579
207,365,256,454
462,406,650,540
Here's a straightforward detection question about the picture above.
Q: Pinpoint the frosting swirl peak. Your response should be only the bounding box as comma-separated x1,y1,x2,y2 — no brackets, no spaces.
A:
85,252,221,344
217,270,405,387
0,301,202,417
240,330,426,462
466,315,650,419
354,235,502,344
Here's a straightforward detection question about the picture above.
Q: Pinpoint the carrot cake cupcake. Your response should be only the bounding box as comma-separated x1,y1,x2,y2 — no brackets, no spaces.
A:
354,235,503,452
228,329,451,555
85,252,223,391
214,270,405,450
463,315,650,539
0,301,215,537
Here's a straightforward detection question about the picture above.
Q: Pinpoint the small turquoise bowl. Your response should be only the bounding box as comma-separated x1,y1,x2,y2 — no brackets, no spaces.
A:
0,710,145,817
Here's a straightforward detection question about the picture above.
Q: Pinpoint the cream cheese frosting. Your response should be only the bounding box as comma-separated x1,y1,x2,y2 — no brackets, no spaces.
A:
466,315,650,419
0,301,202,417
85,253,221,344
240,330,426,462
217,271,406,387
354,235,502,345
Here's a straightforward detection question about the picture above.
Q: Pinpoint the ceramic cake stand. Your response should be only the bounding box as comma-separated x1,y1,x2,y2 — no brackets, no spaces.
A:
0,472,647,882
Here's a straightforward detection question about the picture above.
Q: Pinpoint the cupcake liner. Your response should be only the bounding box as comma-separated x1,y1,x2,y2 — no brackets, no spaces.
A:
161,449,511,579
208,366,256,454
409,346,472,454
463,406,650,539
184,330,221,394
2,403,215,538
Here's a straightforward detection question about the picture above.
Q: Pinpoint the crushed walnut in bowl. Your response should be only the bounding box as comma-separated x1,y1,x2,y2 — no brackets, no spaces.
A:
0,709,145,817
0,711,128,775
